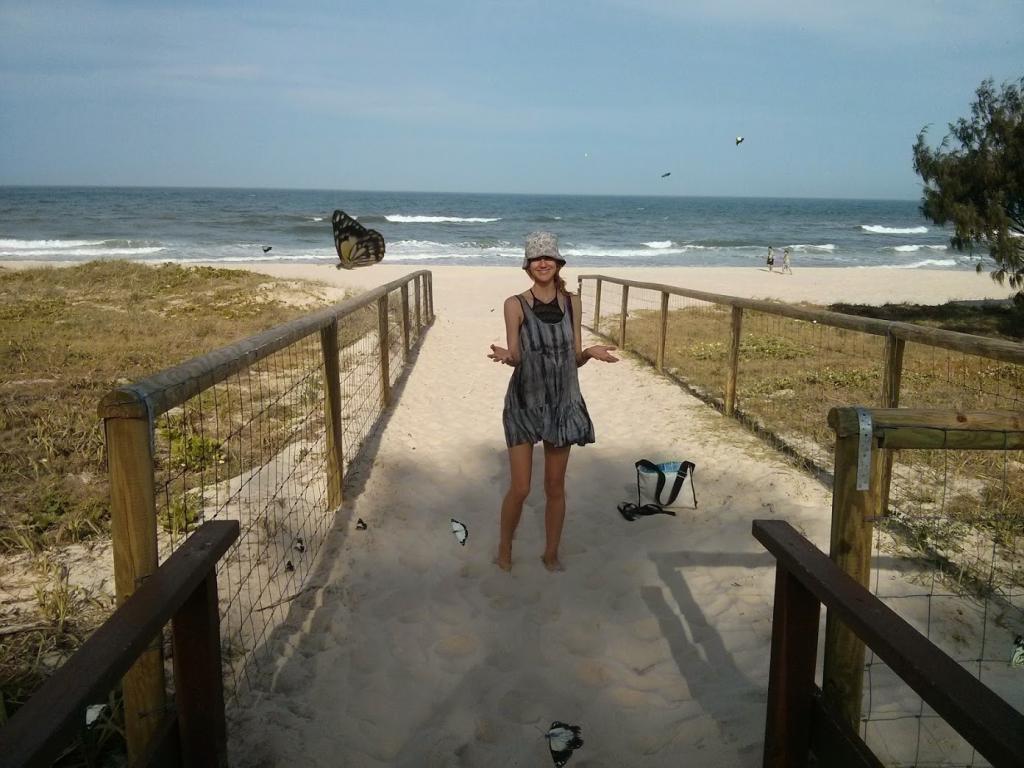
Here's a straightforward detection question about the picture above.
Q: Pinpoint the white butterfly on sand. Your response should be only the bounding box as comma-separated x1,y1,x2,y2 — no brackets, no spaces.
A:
1011,635,1024,667
545,721,583,767
450,518,468,546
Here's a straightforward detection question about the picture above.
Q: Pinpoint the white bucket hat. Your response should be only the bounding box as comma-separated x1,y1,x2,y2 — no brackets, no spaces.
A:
522,231,565,269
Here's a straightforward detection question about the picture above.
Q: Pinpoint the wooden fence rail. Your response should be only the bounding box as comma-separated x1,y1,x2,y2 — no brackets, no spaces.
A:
96,270,433,760
578,274,1023,423
754,518,1024,768
0,521,239,768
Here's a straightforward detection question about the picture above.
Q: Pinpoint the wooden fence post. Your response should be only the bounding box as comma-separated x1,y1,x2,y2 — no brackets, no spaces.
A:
593,279,602,333
619,285,629,348
105,415,165,762
415,275,423,333
878,333,905,515
400,283,411,361
172,572,228,767
725,306,744,416
657,292,669,372
763,565,821,767
823,409,884,729
320,320,344,510
426,273,434,323
378,294,391,407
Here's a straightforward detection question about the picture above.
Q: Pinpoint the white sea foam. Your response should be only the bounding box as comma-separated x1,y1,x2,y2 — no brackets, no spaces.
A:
787,244,835,252
311,217,323,222
861,225,929,234
871,258,958,269
0,238,106,249
0,246,165,258
893,244,948,253
644,241,673,249
385,215,500,224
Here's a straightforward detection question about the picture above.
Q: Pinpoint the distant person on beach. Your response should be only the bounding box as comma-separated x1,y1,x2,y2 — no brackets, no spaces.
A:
782,247,792,274
766,246,775,272
488,231,619,572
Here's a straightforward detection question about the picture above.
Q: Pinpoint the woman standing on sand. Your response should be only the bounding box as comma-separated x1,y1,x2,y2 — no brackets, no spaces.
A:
487,232,619,572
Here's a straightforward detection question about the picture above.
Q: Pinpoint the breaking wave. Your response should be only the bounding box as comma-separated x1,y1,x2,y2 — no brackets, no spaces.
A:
861,225,929,234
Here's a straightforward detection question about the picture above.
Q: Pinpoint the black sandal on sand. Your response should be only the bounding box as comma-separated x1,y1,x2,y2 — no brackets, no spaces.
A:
617,501,676,522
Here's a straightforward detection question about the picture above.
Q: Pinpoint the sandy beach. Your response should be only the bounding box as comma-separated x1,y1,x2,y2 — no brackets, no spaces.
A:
149,263,1004,767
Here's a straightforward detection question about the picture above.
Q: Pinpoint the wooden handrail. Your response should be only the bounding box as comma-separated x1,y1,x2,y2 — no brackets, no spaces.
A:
578,274,1024,365
829,406,1024,450
0,521,240,768
98,270,432,420
753,519,1024,767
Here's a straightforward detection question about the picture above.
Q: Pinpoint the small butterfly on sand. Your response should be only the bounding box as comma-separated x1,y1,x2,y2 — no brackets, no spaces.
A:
545,722,583,767
356,518,367,530
450,519,468,546
294,537,305,553
1011,635,1024,667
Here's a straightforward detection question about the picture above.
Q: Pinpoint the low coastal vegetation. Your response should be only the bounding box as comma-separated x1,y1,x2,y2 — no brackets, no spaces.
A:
617,299,1023,595
0,260,339,727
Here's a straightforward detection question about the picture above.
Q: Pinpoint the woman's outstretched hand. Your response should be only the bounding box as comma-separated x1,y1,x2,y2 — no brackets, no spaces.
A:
585,345,619,363
488,344,515,365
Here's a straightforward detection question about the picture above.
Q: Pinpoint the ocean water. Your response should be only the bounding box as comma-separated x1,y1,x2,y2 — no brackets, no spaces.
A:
0,186,974,270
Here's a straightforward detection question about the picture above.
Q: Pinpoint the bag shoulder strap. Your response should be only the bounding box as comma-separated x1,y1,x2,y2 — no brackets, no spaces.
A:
636,460,698,508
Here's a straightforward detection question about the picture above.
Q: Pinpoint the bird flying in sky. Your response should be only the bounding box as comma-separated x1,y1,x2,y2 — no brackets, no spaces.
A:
735,136,744,146
262,245,272,253
660,172,671,178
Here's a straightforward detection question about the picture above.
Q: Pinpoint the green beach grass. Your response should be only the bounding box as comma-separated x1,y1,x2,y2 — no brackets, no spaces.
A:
0,260,341,728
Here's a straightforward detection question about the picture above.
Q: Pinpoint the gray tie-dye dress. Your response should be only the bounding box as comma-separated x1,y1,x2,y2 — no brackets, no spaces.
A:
503,294,596,448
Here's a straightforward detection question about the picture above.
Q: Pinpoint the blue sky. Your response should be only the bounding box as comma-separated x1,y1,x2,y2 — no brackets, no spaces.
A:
1,0,1020,199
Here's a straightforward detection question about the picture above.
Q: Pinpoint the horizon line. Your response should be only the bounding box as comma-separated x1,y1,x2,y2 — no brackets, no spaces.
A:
0,183,921,204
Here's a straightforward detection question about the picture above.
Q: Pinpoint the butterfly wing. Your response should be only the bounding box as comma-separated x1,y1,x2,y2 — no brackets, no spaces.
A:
546,722,582,766
332,209,386,269
450,518,468,545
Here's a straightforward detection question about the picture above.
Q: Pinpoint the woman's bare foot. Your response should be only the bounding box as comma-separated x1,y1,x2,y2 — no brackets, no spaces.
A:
494,551,512,572
541,554,564,572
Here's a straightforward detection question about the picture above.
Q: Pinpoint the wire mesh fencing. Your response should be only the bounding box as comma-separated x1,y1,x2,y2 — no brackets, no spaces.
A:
99,271,433,719
864,441,1023,766
578,276,1024,479
822,408,1024,767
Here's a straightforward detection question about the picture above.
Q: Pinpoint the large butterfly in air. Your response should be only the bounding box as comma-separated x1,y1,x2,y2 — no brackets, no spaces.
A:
332,209,385,269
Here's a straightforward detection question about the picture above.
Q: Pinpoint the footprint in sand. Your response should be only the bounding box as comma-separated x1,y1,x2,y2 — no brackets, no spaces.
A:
434,631,480,659
497,688,544,725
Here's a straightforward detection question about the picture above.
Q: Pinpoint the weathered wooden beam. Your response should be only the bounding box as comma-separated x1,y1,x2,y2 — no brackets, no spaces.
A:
0,522,239,768
763,565,821,767
320,320,344,510
576,274,1024,365
725,306,743,417
753,519,1024,768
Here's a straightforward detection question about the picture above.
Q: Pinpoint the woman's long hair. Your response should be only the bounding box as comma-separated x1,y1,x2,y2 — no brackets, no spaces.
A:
554,265,572,296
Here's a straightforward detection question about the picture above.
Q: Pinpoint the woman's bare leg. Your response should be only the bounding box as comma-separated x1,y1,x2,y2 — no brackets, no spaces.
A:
541,442,572,571
498,442,533,570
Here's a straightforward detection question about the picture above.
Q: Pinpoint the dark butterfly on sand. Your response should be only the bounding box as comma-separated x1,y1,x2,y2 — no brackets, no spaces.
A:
332,209,385,269
545,722,583,766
